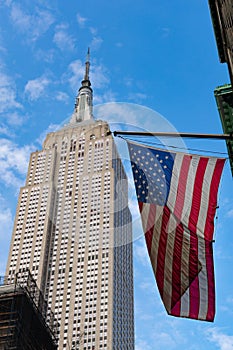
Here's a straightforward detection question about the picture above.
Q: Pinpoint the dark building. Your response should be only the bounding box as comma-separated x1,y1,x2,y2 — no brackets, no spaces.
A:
214,84,233,175
208,1,233,175
209,0,233,85
0,270,58,350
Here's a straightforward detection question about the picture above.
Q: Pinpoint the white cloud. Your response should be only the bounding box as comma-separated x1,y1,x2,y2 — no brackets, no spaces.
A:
155,331,175,348
89,27,103,51
139,281,155,291
94,90,116,105
90,36,103,51
9,3,55,42
94,102,186,152
93,102,140,125
53,24,75,51
5,112,28,126
135,339,152,350
149,318,189,349
226,296,233,305
24,75,50,101
134,239,150,267
56,91,69,104
89,27,97,36
207,328,233,350
0,191,14,266
91,63,109,89
4,0,13,6
0,125,11,137
0,31,7,54
66,58,109,93
0,138,34,188
128,92,147,103
66,59,84,92
10,4,31,32
226,209,233,218
0,121,64,192
0,207,13,239
77,13,87,28
116,42,123,48
124,77,133,87
0,197,13,275
0,71,22,112
162,27,170,38
0,111,27,139
35,49,55,63
36,123,61,146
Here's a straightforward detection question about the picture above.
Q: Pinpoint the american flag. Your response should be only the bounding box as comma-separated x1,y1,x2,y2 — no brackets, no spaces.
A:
127,140,225,321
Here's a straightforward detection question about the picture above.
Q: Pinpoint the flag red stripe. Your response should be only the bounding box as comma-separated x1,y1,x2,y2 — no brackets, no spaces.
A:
205,240,215,321
170,225,183,315
188,157,208,319
171,155,191,314
138,201,143,213
188,237,200,319
204,159,225,241
188,157,209,235
173,154,191,220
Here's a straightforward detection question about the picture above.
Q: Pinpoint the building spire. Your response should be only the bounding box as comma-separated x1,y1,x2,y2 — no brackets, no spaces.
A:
70,48,93,124
84,47,90,81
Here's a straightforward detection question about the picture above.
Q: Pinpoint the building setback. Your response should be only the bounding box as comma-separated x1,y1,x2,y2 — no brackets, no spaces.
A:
5,52,134,350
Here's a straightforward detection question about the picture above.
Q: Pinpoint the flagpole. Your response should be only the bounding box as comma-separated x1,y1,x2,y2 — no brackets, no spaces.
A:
110,131,233,140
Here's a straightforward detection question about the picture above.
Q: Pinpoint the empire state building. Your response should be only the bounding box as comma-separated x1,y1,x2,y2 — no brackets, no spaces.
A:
6,51,134,350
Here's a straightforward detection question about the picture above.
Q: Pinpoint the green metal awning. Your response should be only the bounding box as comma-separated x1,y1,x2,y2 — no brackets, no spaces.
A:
214,84,233,175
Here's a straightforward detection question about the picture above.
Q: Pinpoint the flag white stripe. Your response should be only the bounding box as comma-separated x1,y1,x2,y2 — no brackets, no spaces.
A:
180,228,191,317
196,158,217,238
197,238,208,320
150,206,164,279
179,157,199,317
167,153,184,211
140,202,151,233
180,282,190,317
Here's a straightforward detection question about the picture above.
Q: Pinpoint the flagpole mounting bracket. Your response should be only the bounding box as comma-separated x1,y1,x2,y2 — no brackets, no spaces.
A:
112,131,233,140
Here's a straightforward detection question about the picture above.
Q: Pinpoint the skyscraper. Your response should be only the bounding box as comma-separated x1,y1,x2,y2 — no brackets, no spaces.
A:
5,51,134,350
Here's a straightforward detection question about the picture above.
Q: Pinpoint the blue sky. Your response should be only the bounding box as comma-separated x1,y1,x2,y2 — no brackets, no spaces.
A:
0,0,233,349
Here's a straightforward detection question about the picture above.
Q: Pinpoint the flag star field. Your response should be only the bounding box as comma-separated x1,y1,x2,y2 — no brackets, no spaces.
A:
129,142,174,204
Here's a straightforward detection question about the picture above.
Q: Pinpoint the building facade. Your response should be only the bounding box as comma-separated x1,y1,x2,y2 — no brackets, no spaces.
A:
209,0,233,85
5,53,134,349
208,1,233,175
